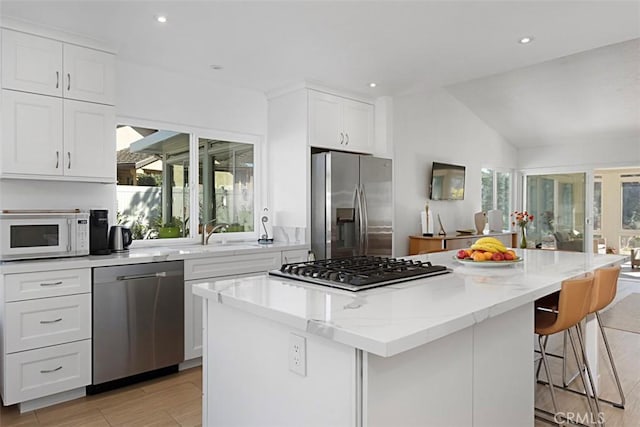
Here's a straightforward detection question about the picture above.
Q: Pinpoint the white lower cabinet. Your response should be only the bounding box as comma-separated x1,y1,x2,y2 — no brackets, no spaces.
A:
5,293,91,353
4,340,91,405
1,268,92,406
183,251,283,361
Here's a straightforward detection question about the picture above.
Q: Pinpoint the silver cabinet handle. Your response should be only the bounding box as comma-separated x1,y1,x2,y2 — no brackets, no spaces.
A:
40,366,63,374
67,152,71,169
40,281,63,287
40,318,63,324
55,151,60,169
56,71,59,89
340,132,344,144
67,73,71,91
345,133,349,145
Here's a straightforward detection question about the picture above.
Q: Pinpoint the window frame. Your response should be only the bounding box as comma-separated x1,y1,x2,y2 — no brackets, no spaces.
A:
619,173,640,251
116,116,263,247
481,167,514,229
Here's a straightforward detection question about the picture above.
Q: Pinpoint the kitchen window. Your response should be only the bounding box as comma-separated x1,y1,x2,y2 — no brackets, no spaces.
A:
481,168,512,228
115,120,259,243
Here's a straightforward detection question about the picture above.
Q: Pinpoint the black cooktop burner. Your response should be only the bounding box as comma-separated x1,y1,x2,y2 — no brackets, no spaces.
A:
269,256,451,291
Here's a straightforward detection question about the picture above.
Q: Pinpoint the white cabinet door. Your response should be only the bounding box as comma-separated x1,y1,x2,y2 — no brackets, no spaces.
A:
308,90,374,153
1,89,63,176
63,99,115,180
63,44,115,105
184,280,204,361
1,29,63,97
342,98,374,153
308,90,343,150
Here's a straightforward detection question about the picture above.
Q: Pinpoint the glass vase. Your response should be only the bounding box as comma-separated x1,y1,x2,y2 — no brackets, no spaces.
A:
519,227,527,249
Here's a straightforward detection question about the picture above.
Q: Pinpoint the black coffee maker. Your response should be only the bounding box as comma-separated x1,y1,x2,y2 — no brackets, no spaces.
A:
90,209,111,255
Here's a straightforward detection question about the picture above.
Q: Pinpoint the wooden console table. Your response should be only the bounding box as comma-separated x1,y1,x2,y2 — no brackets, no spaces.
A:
409,232,518,255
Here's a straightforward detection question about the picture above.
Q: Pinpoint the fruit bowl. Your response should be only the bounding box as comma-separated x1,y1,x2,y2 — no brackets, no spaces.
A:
454,256,523,267
453,236,521,266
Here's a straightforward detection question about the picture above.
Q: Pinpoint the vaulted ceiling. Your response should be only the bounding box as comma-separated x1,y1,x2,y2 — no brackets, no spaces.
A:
2,1,639,148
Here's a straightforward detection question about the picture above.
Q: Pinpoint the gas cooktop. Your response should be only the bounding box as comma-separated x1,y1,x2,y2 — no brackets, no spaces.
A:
269,256,451,291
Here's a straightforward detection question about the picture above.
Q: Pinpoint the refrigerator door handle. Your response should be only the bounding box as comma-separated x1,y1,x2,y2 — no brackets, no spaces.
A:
354,184,364,255
360,184,369,254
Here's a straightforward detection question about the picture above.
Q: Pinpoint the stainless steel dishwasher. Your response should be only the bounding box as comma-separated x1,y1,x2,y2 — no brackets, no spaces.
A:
91,261,184,389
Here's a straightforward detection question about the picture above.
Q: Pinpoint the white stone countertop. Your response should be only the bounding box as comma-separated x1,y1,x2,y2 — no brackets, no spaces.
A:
192,249,626,358
0,241,308,274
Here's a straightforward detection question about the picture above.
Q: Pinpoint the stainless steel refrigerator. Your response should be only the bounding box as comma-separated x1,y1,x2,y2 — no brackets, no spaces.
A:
311,151,393,260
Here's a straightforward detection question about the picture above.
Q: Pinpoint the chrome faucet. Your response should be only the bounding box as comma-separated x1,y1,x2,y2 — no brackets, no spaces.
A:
202,221,229,245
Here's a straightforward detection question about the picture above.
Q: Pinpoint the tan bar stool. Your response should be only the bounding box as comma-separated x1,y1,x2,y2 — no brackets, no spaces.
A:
538,266,625,410
535,275,602,425
585,266,625,408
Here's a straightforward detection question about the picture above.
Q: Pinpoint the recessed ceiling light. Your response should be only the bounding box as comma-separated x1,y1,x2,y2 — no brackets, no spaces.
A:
210,65,224,71
369,82,377,88
156,15,167,23
518,36,534,44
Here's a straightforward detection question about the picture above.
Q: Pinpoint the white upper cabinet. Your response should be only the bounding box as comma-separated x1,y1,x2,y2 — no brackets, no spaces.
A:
1,90,63,175
1,29,115,105
0,28,116,182
1,29,63,97
63,99,116,180
308,90,374,153
1,90,115,180
63,43,115,105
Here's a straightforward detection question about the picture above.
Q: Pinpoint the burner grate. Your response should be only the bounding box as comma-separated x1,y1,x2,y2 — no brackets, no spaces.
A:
271,256,450,291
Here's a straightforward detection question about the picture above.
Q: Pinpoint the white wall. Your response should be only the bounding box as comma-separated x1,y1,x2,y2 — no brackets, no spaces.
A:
117,61,267,135
0,59,267,223
393,88,518,256
518,137,640,171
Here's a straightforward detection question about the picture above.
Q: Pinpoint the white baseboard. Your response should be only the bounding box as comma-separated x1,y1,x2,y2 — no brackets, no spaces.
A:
18,387,86,413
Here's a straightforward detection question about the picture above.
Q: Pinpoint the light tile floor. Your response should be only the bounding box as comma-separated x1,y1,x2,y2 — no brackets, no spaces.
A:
0,366,202,426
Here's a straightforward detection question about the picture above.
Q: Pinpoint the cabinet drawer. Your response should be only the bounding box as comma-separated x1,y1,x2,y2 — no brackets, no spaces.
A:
4,268,91,302
185,252,282,281
3,340,91,405
5,293,91,353
281,249,310,264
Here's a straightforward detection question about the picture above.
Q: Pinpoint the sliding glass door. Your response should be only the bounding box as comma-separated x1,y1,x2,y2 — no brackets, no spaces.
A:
526,173,586,252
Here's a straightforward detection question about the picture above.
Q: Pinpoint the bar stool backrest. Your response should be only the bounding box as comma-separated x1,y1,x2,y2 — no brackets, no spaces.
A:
538,275,594,336
589,266,621,314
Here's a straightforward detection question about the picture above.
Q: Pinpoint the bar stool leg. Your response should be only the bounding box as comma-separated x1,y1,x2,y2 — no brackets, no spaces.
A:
538,335,562,424
562,330,570,387
536,335,550,381
575,325,603,424
596,312,626,409
567,329,599,424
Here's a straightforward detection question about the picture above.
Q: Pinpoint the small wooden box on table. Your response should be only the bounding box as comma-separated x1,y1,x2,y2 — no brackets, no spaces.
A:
409,232,517,255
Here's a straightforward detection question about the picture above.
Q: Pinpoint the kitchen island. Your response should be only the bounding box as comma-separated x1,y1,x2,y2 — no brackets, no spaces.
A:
193,250,625,427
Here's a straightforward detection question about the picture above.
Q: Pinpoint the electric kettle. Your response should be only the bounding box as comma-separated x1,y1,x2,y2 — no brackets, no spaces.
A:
109,225,133,252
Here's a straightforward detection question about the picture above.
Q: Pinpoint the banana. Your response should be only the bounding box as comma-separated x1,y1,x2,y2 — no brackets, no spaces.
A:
485,243,507,253
475,237,505,246
471,243,499,253
471,238,508,253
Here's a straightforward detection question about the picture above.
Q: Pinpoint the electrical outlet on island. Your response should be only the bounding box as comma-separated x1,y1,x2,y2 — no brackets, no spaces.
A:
289,333,307,376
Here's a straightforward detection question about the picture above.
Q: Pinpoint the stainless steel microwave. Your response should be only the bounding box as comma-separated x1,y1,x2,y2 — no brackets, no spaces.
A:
0,210,90,261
